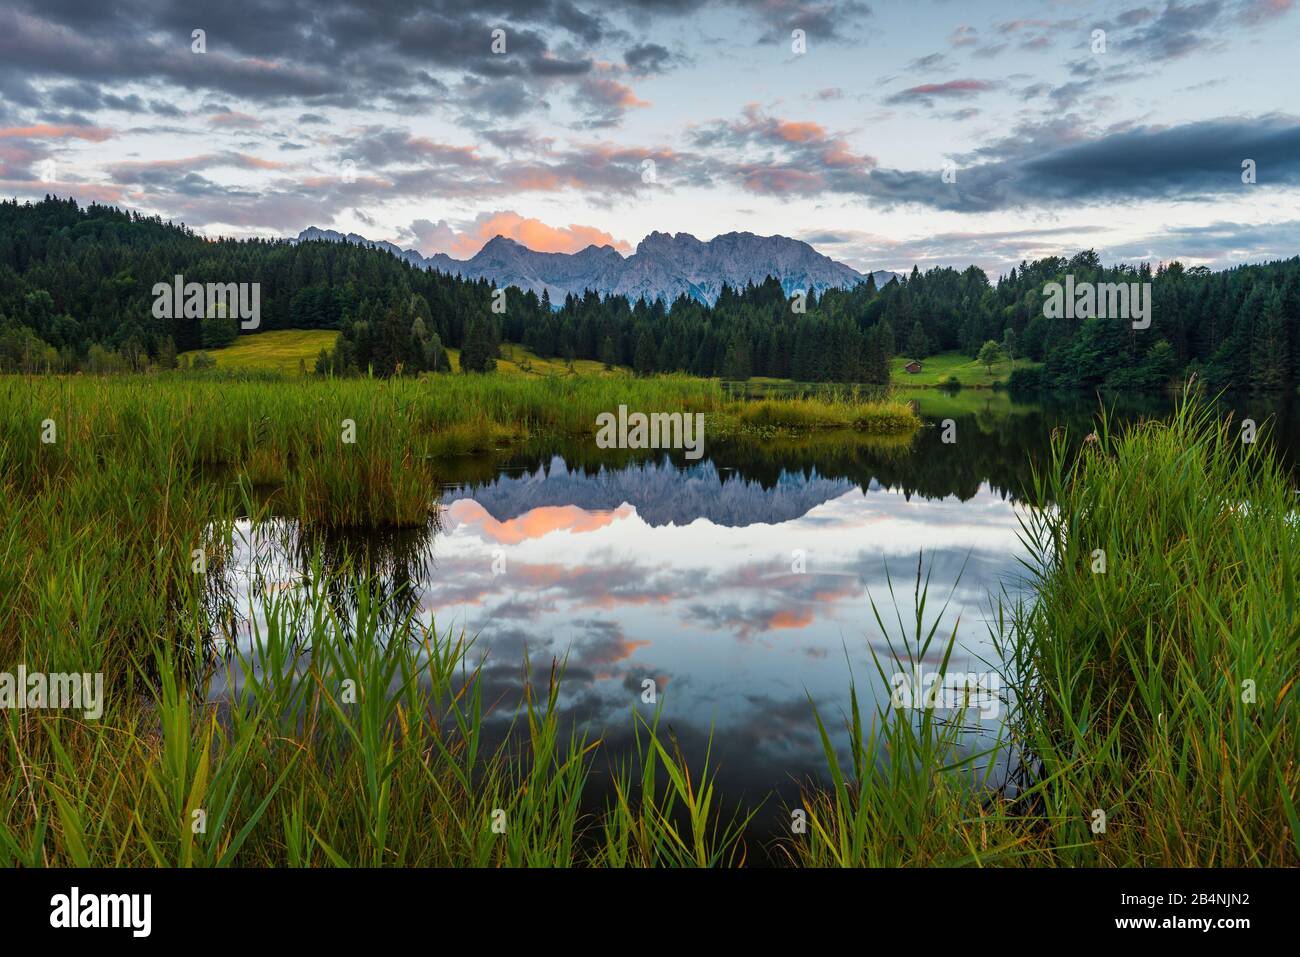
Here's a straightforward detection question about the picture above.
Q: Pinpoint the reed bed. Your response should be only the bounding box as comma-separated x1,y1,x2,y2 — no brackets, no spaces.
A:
999,394,1300,865
0,375,1292,867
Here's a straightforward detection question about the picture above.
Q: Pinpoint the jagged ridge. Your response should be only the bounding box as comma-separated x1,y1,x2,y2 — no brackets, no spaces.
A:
294,226,899,306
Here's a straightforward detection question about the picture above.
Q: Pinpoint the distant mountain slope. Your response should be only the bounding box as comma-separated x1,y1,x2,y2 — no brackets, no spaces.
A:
443,456,860,528
294,226,900,305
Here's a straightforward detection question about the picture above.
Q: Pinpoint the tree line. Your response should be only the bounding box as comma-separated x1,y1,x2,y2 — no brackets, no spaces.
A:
1,196,1296,392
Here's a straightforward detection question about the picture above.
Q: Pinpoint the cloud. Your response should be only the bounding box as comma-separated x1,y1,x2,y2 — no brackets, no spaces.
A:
0,0,617,117
208,111,262,129
624,42,678,75
1240,0,1296,23
571,71,651,128
688,104,876,196
332,126,484,170
885,79,995,106
715,113,1300,212
949,24,979,47
0,123,113,141
412,210,632,257
744,0,874,43
905,52,951,72
105,152,289,185
1108,218,1300,266
1126,0,1227,61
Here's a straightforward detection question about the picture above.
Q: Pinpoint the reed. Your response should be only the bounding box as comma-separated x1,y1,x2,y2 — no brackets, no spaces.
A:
1002,390,1300,865
782,392,1299,866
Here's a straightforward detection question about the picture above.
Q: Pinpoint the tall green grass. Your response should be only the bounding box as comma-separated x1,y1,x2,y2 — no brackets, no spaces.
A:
785,393,1298,866
0,374,1292,867
1001,392,1299,865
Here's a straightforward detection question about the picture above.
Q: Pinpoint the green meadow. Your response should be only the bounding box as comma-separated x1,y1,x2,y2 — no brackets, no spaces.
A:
184,333,1035,393
181,329,628,379
891,350,1039,387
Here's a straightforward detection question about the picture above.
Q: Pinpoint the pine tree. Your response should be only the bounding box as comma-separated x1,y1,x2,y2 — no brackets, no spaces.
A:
722,329,752,380
905,320,929,359
460,316,497,372
633,329,656,376
1251,290,1289,392
600,335,619,370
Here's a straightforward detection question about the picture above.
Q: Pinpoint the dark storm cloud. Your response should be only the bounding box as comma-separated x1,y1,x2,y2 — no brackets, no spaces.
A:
623,42,677,75
456,77,544,120
707,110,1300,212
1010,116,1300,203
0,0,618,113
747,0,873,43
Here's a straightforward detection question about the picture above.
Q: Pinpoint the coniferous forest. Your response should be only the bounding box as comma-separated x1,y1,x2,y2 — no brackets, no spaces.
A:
1,196,1296,393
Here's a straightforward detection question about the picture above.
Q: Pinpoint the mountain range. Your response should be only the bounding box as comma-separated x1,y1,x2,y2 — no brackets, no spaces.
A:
442,456,865,528
294,226,899,307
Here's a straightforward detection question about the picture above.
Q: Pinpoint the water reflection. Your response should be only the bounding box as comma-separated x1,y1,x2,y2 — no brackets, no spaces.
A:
206,388,1300,842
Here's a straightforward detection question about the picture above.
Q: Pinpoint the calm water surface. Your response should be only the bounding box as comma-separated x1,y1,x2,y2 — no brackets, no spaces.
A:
209,389,1300,838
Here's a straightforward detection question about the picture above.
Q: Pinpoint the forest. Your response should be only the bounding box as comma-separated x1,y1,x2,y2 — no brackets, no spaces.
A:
0,196,1295,392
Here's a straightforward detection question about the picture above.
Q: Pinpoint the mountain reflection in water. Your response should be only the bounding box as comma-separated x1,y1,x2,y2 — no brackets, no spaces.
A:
209,390,1300,841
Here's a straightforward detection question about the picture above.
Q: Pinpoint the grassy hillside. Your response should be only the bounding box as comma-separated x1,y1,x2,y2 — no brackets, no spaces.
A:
180,329,340,375
182,330,630,378
891,350,1038,387
478,343,628,377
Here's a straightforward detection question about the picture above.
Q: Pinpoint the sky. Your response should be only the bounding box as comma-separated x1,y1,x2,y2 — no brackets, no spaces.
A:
3,0,1300,278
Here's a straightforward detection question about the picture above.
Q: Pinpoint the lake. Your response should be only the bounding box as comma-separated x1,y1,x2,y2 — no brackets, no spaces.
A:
207,387,1300,846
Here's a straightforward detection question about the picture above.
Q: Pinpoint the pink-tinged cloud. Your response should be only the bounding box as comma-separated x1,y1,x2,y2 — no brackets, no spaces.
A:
109,153,288,177
997,18,1052,31
737,165,825,194
1242,0,1294,22
768,608,815,630
586,77,650,109
0,125,113,141
208,111,261,129
950,25,979,46
584,637,651,667
234,153,288,170
447,500,634,542
899,79,993,97
775,120,827,143
704,106,877,182
580,592,673,610
415,210,632,257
